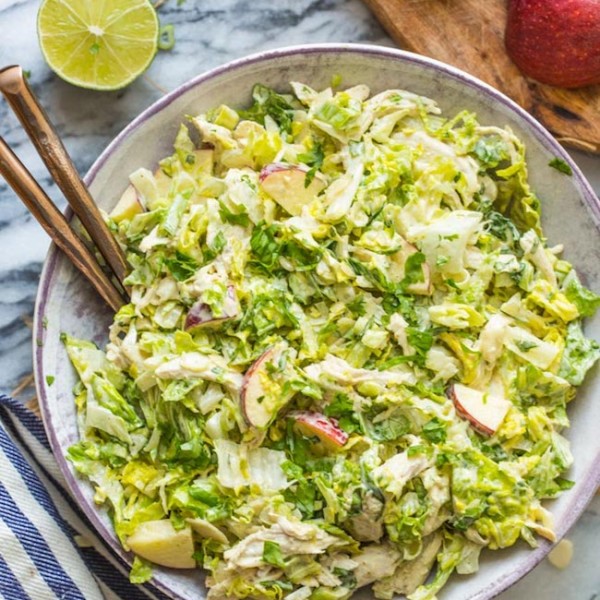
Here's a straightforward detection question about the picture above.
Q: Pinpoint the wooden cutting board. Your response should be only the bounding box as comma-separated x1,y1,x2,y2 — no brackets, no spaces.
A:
363,0,600,154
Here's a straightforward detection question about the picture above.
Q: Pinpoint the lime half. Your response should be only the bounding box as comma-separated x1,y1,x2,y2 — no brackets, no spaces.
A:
38,0,159,91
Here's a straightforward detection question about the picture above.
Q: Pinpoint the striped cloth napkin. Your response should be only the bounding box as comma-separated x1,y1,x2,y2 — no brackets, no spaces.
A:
0,395,172,600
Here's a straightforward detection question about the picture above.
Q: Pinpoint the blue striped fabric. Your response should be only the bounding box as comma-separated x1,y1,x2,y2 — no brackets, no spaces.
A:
0,395,173,600
0,552,29,599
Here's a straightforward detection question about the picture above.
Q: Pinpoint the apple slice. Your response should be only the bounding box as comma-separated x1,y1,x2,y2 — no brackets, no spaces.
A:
241,346,287,429
259,162,326,216
449,383,511,436
184,302,227,331
187,518,228,545
110,185,145,223
185,286,239,331
189,148,214,176
291,411,349,448
154,166,173,199
127,519,195,569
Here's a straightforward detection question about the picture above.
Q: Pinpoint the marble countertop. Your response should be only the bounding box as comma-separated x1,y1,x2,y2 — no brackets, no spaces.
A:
0,1,598,598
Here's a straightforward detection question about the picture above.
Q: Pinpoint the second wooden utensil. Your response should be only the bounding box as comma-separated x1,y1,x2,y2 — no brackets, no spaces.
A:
0,137,125,312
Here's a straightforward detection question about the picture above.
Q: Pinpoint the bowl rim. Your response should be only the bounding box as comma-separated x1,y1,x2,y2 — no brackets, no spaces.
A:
33,42,600,600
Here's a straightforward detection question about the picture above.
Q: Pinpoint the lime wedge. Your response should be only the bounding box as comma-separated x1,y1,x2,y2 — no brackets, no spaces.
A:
37,0,159,91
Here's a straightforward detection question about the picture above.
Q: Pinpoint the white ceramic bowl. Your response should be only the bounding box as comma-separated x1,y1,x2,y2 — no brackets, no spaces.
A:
34,44,600,600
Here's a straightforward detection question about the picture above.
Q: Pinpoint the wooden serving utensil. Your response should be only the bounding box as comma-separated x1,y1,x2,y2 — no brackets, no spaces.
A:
0,65,128,312
0,137,125,312
363,0,600,154
0,65,130,286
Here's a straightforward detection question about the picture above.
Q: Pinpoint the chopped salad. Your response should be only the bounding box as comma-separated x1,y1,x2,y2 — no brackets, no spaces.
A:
64,81,600,600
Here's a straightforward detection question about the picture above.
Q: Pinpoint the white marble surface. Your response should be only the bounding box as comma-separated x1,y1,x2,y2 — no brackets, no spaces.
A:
0,1,598,598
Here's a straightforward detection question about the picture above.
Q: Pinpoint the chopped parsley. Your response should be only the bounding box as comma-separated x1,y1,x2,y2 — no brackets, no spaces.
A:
548,157,572,176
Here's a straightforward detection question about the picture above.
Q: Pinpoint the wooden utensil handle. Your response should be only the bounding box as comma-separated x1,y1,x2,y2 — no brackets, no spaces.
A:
0,136,125,313
0,65,130,286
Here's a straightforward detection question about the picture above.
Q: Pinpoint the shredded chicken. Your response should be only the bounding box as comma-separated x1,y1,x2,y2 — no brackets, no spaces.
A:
222,518,339,570
346,490,385,542
304,354,415,389
375,533,443,596
155,352,243,392
354,544,402,588
372,449,432,496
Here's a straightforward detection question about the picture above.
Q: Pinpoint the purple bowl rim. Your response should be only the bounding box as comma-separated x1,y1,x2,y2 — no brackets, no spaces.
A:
33,43,600,600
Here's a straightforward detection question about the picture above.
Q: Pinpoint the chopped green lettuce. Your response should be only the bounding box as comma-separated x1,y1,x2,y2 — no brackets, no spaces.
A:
559,321,600,386
563,270,600,317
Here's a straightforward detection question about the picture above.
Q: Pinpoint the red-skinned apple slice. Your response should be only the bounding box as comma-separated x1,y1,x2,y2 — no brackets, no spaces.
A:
185,286,239,331
241,346,286,429
449,383,511,436
259,162,326,216
291,411,349,448
110,185,145,223
184,303,230,331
